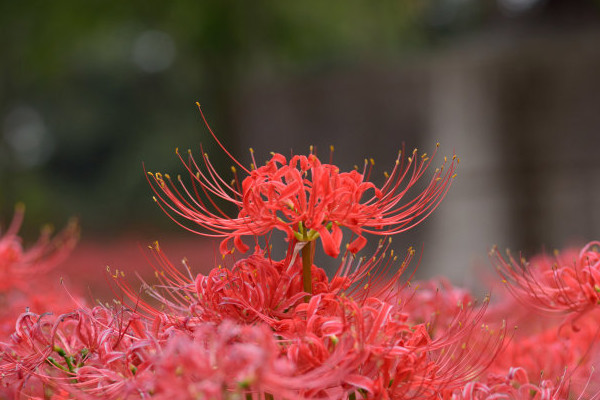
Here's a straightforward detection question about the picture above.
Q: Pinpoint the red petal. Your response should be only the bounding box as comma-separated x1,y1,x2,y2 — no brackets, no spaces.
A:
348,235,367,253
219,238,232,255
319,224,342,258
234,235,250,253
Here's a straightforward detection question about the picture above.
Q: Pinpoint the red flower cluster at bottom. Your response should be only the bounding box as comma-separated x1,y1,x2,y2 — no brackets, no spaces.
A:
1,136,599,399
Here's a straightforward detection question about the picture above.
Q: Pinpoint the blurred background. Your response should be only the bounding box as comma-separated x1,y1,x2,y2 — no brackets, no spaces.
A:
2,0,600,288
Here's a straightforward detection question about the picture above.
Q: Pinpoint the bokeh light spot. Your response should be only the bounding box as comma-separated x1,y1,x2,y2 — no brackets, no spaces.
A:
132,30,176,73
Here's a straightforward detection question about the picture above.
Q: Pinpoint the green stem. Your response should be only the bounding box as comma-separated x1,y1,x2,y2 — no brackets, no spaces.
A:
302,240,313,299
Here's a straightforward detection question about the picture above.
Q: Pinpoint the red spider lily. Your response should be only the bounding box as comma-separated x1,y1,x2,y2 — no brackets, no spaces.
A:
486,307,600,397
491,241,600,316
392,278,475,335
146,320,343,400
111,239,415,329
0,203,79,292
447,367,570,400
277,293,505,399
148,107,458,259
0,306,160,399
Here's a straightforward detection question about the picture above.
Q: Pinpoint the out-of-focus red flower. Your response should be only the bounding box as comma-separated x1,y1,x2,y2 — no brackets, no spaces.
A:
492,241,600,316
0,204,78,292
448,367,567,400
149,128,457,258
485,307,600,397
0,204,80,340
147,320,322,400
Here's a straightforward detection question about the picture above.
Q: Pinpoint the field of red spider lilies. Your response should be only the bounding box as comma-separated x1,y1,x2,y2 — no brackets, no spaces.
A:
2,113,600,399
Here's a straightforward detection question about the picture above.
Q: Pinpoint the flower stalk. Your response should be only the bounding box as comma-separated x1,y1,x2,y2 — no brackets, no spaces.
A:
302,239,314,298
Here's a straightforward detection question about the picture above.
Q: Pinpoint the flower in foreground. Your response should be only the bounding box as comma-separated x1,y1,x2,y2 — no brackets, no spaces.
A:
149,105,458,259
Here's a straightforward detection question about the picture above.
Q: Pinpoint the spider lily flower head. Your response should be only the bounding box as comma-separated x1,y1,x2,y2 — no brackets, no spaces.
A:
1,306,159,399
0,203,78,292
149,107,458,258
491,241,600,316
111,238,416,330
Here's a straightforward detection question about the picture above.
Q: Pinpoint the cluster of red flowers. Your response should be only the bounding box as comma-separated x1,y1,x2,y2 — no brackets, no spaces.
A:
1,114,600,399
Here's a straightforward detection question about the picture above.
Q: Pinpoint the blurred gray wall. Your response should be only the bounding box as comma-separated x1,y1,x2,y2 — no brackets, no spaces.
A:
233,19,600,282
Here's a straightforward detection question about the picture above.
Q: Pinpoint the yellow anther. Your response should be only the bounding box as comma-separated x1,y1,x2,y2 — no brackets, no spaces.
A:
249,147,254,154
370,158,375,165
330,145,334,152
152,196,158,202
164,174,170,180
436,142,440,147
231,166,236,173
452,174,457,179
383,171,389,179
